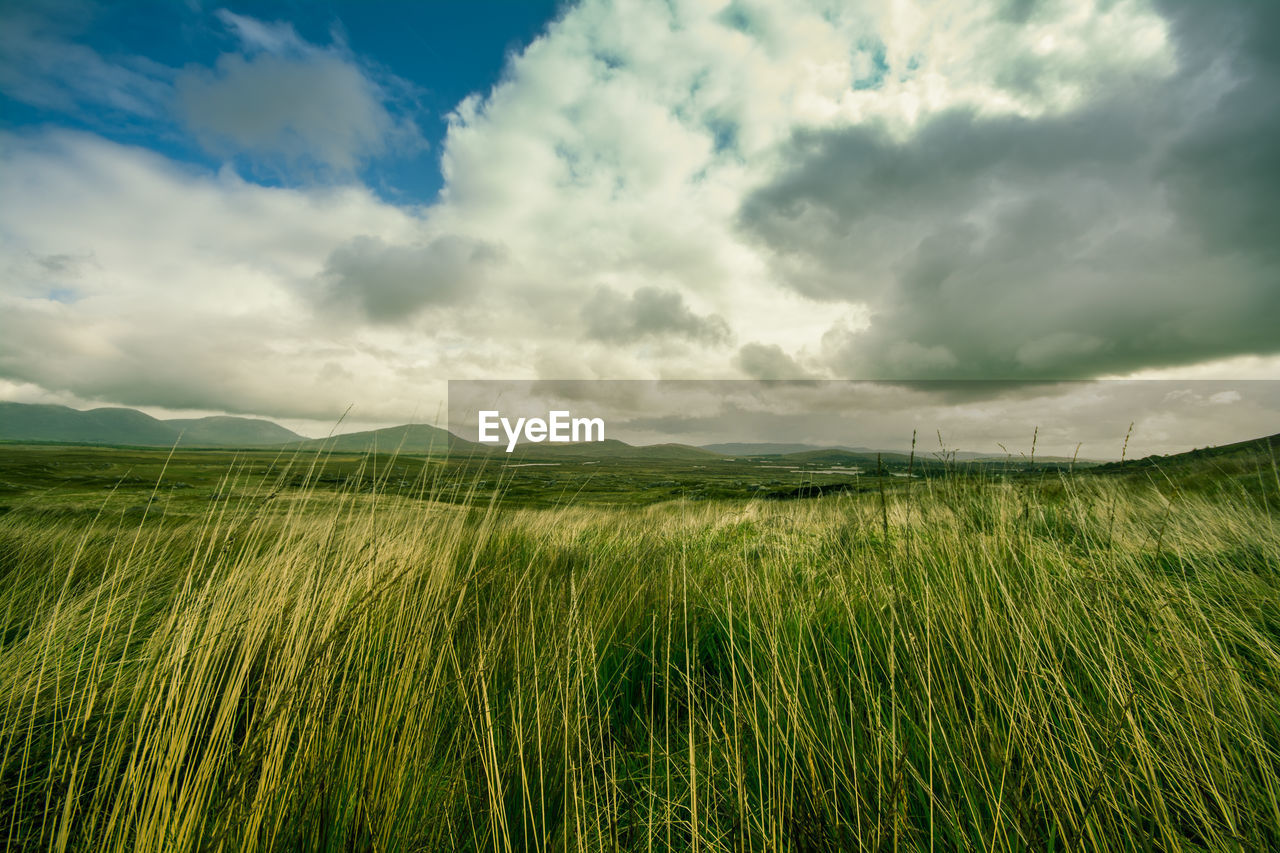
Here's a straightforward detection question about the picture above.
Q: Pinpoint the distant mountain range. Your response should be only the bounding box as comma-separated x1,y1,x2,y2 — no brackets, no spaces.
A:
0,403,711,458
0,402,303,447
0,400,1150,463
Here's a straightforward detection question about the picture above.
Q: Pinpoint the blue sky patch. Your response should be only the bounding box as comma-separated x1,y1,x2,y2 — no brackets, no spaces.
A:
0,0,568,203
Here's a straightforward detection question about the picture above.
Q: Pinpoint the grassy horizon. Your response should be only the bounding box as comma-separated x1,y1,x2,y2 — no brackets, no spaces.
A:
2,447,1278,851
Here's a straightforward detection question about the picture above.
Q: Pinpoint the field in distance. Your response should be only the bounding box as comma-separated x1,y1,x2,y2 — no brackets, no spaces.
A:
0,443,932,514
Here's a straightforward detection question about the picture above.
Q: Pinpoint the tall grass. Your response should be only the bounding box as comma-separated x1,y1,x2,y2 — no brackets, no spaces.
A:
1,460,1278,851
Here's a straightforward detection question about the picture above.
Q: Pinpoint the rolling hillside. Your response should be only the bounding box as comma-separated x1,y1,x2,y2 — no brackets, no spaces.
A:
282,423,469,455
0,402,303,447
1096,432,1279,472
1093,431,1279,499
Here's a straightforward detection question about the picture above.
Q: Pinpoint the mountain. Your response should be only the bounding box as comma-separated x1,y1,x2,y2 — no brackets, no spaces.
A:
1,402,731,459
283,423,470,455
165,415,302,446
1,403,176,445
0,402,304,447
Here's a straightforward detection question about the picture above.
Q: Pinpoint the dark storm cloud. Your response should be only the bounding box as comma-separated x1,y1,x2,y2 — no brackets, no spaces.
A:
581,285,731,346
319,234,501,323
740,0,1280,380
1154,0,1280,262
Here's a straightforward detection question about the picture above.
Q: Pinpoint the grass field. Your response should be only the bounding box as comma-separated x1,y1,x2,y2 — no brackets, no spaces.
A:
1,444,1278,851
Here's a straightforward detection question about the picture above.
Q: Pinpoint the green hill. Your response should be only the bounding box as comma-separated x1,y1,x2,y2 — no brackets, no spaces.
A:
284,423,470,455
0,402,304,447
1096,432,1279,472
165,415,303,446
1093,432,1279,500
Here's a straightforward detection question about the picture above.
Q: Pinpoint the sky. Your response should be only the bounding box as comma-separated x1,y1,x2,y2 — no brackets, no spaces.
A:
1,0,1277,452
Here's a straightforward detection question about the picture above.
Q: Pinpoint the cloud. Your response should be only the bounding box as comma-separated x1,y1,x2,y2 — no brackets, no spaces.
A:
734,342,812,379
427,0,1199,384
737,0,1280,380
581,286,731,346
175,11,422,172
1153,0,1280,262
0,131,447,422
0,0,171,118
318,234,502,322
214,9,309,55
